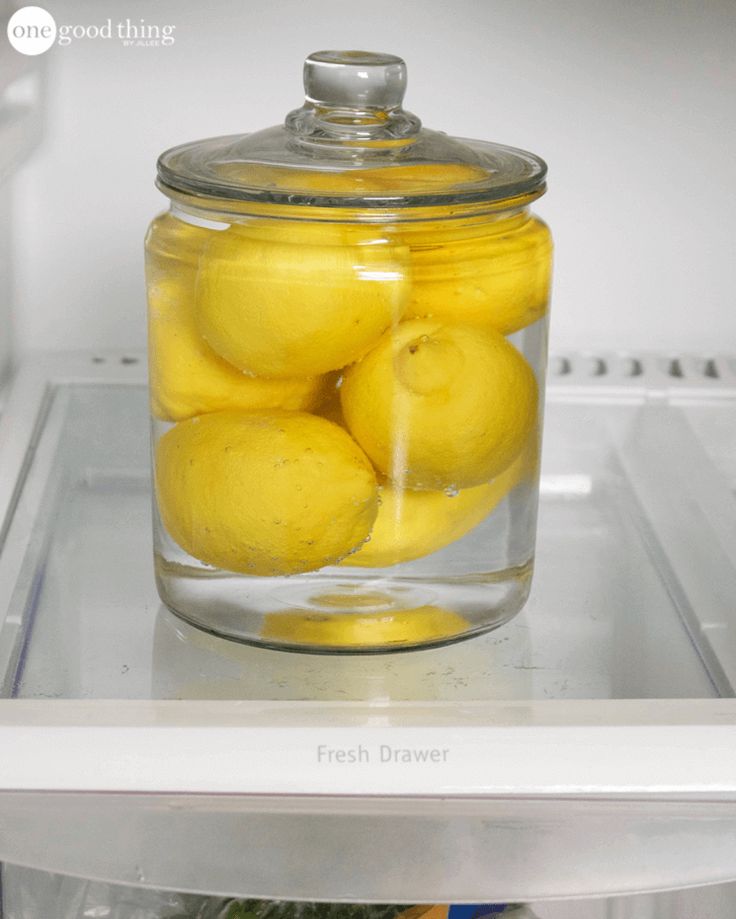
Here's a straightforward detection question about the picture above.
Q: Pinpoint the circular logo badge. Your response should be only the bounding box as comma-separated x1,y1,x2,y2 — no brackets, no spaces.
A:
7,6,57,55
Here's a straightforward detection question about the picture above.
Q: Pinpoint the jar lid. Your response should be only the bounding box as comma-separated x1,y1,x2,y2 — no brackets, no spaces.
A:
157,50,546,209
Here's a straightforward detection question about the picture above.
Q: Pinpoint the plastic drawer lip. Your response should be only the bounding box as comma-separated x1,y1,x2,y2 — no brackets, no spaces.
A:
3,793,736,904
0,698,734,798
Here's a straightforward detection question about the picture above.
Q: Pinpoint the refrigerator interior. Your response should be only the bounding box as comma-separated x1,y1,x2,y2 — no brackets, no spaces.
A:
2,1,736,913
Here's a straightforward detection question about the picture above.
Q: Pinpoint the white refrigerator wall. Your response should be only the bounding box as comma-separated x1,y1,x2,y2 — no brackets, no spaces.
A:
8,0,736,356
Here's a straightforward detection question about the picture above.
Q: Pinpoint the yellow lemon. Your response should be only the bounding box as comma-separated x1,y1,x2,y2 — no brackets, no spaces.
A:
405,214,552,335
357,162,490,194
342,452,528,568
260,606,469,649
155,410,379,576
195,221,409,378
146,212,326,421
148,273,329,422
341,319,538,490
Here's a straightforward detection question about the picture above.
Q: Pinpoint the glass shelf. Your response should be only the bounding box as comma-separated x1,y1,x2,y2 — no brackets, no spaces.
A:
0,351,736,902
6,384,720,703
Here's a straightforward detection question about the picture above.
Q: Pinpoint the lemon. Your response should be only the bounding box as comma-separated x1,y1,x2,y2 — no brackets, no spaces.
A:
145,212,327,421
148,272,329,422
356,162,490,194
342,451,528,568
405,214,552,335
260,606,469,648
341,319,538,490
195,221,409,378
155,410,379,575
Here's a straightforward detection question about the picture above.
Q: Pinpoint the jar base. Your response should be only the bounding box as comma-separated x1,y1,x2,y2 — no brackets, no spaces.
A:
154,556,533,654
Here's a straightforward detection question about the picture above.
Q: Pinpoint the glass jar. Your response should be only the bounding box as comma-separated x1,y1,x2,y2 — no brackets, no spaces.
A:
145,50,552,653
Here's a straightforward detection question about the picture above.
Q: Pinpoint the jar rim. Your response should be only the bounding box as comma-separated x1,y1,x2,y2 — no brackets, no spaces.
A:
156,176,546,225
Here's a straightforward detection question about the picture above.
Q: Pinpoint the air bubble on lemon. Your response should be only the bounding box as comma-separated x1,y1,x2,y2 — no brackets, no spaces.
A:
260,606,469,648
341,319,538,490
195,221,409,378
405,214,552,335
155,410,379,576
342,451,529,568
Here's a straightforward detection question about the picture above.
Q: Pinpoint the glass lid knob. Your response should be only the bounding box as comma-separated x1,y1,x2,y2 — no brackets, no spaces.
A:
286,49,421,148
303,50,407,110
